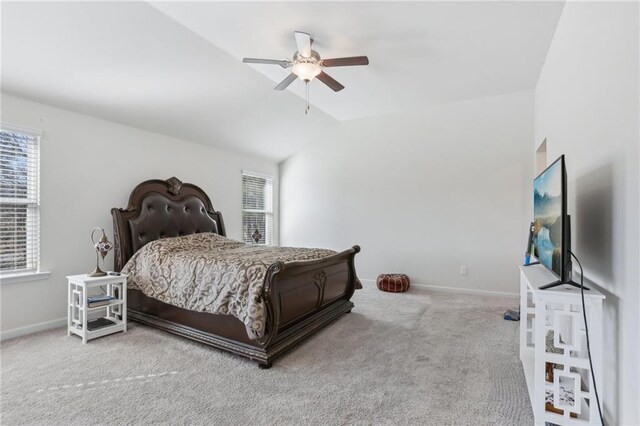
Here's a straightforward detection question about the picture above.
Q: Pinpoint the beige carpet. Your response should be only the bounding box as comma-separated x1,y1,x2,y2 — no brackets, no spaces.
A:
1,286,533,425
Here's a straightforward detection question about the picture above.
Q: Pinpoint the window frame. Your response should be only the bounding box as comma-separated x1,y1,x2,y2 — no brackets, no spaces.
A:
0,122,47,283
241,169,274,246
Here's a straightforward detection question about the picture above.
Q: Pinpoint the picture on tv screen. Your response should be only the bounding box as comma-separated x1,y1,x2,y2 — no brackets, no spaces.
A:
533,159,563,277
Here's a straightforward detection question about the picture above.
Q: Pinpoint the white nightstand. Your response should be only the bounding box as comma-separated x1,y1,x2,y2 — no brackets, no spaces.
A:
67,273,127,343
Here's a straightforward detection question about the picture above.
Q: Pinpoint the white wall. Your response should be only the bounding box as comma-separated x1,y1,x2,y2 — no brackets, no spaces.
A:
534,2,639,424
280,90,534,295
0,94,278,336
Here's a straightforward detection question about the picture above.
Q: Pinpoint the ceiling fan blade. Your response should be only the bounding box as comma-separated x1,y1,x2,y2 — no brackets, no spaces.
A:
316,71,344,92
294,31,312,58
274,73,298,90
321,56,369,67
243,58,292,68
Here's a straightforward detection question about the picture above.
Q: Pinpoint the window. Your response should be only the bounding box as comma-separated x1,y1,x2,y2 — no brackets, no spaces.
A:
0,126,41,273
242,171,273,245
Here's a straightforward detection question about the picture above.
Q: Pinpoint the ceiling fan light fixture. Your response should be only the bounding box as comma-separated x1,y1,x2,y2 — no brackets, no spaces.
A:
292,61,322,82
242,31,369,112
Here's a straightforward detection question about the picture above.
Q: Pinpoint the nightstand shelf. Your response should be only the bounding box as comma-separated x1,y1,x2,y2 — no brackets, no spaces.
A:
82,300,125,312
67,273,127,343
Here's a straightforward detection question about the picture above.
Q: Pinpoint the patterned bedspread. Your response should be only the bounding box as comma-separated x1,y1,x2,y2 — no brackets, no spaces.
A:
121,233,337,339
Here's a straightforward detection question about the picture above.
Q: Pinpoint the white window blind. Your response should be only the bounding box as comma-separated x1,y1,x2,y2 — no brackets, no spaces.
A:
0,127,41,273
242,171,273,245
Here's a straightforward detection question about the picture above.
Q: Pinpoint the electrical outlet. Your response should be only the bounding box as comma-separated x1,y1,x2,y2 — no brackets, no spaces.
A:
460,266,468,276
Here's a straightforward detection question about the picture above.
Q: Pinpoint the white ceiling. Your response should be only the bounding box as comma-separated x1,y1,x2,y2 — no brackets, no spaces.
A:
153,1,565,122
1,1,564,161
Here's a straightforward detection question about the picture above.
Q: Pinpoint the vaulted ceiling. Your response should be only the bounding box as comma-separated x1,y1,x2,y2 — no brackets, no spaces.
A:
1,1,564,161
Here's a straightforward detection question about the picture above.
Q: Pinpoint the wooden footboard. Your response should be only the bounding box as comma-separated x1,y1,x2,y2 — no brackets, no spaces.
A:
257,245,361,365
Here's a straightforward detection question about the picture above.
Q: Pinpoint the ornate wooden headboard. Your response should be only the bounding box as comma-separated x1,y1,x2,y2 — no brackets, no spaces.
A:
111,177,226,272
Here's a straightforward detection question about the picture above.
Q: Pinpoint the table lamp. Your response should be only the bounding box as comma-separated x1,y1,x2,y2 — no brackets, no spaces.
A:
88,227,113,277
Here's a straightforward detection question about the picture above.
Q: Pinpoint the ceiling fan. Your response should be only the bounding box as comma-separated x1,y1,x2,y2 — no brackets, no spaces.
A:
243,31,369,112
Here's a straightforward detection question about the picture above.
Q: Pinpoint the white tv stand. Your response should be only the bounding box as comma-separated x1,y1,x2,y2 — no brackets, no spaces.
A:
519,264,605,425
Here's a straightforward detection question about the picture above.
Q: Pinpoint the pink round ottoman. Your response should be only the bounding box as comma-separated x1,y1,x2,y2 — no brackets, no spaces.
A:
376,274,410,293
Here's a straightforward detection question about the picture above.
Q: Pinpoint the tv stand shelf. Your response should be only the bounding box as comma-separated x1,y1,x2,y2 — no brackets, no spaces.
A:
519,264,604,426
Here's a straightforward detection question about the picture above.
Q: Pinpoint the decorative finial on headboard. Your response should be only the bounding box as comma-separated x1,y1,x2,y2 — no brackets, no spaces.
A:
166,177,183,195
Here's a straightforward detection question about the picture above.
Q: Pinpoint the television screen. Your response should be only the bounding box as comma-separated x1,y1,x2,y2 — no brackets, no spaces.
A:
532,157,564,277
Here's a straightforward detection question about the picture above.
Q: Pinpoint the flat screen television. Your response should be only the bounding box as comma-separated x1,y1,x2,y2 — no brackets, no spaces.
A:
531,155,581,290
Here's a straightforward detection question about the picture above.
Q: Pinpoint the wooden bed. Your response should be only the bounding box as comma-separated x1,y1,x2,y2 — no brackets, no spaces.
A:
111,177,361,368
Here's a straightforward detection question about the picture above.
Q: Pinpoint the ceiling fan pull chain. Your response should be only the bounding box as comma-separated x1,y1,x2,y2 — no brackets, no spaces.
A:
305,81,310,114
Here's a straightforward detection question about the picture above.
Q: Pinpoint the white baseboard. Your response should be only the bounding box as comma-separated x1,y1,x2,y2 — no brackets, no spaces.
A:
1,317,66,341
360,278,519,298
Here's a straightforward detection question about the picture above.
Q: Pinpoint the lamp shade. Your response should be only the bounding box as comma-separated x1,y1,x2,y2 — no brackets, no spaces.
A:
292,62,321,81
